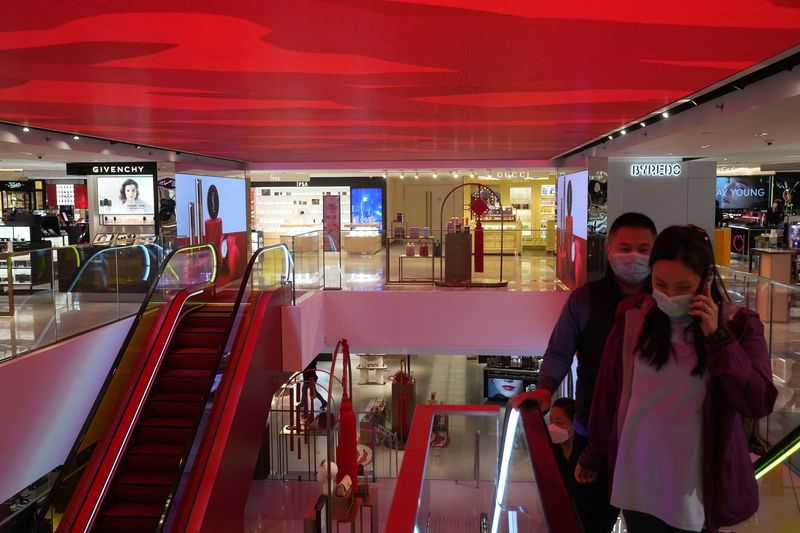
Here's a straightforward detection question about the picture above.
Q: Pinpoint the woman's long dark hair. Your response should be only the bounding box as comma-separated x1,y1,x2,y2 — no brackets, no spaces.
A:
635,225,730,376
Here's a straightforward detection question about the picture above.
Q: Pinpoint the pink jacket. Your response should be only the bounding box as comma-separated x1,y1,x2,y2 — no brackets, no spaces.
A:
578,295,777,531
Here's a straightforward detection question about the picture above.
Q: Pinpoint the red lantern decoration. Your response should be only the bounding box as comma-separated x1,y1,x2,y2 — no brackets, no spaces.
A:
470,196,489,273
334,339,358,494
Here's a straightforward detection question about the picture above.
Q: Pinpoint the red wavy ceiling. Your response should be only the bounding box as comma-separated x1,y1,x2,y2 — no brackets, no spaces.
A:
1,1,799,163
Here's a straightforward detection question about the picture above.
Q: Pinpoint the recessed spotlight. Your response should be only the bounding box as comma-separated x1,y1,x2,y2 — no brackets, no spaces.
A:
73,135,80,140
661,111,669,118
22,126,30,132
414,172,419,180
432,172,437,179
452,170,459,178
700,144,711,148
620,129,626,135
607,135,613,140
691,99,698,106
135,144,141,149
382,171,387,179
640,122,646,128
469,170,475,178
755,132,769,137
400,172,405,180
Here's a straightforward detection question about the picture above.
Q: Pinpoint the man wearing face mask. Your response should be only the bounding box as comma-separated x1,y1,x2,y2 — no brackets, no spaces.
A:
512,212,656,533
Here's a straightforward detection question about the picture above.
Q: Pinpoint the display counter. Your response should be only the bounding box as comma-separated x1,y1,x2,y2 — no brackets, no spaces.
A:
470,220,522,255
342,223,381,254
729,225,768,268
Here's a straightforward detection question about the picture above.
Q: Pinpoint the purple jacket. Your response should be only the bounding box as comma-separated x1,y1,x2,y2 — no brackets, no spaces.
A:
578,295,777,531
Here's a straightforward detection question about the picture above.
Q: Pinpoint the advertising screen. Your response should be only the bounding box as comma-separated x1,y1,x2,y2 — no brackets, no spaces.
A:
716,176,770,210
97,176,155,215
484,370,537,402
351,187,383,224
556,170,589,289
175,174,248,285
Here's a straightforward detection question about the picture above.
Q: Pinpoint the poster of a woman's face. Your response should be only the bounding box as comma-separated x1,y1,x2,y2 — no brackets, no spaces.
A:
488,378,524,400
97,176,155,215
716,176,769,210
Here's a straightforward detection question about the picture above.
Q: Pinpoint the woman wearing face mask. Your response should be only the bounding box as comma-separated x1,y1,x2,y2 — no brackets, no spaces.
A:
576,225,777,533
549,398,619,533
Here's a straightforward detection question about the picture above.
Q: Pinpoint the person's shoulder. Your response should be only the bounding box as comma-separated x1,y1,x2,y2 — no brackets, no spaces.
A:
614,293,653,320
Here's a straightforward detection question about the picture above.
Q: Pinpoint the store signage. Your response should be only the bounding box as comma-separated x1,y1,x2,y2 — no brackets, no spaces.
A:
66,161,158,176
495,170,531,179
630,163,682,177
266,172,311,182
0,180,34,191
297,181,309,187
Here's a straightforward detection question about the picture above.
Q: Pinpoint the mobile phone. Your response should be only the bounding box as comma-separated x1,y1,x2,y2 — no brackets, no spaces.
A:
700,265,715,296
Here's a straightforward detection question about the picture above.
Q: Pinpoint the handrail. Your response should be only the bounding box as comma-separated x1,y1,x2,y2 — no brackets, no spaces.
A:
31,243,216,532
161,244,292,532
754,423,800,480
65,243,160,293
508,402,583,533
387,404,500,533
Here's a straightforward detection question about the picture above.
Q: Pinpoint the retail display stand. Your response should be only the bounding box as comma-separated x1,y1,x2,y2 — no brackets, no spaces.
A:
357,355,387,385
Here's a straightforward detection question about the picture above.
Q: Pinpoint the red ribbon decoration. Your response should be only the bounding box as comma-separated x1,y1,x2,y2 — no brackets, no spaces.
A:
474,218,484,272
333,339,359,494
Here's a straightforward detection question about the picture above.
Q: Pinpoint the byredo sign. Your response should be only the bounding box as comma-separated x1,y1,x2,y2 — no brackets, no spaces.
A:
630,163,682,177
495,170,532,179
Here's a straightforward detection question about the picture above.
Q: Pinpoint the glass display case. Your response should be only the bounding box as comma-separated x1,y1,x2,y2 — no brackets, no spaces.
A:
342,223,381,254
510,187,533,247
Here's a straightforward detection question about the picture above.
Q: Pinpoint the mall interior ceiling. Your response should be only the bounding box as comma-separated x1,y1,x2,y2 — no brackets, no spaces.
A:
1,2,799,176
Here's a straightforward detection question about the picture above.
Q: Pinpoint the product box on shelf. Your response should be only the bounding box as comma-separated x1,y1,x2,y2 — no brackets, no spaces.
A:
409,227,420,239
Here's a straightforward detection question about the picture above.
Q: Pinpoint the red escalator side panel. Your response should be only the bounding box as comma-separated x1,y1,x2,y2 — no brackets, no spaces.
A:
176,286,288,533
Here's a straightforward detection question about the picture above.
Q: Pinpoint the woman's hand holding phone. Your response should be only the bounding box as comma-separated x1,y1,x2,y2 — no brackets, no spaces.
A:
689,268,720,336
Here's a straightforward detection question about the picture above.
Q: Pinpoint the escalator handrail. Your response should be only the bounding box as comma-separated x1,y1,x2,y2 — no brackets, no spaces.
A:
158,244,292,532
67,280,216,533
509,402,584,533
30,243,216,532
754,423,800,479
65,243,162,293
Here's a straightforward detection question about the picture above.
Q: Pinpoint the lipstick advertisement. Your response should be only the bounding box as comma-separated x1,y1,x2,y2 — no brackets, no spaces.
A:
556,170,588,290
175,174,247,286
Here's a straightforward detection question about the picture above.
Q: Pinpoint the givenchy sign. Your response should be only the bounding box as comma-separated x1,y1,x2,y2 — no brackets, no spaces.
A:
67,161,158,176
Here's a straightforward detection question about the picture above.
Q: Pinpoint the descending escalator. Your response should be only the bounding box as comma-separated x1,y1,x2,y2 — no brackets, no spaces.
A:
32,244,292,533
94,304,233,532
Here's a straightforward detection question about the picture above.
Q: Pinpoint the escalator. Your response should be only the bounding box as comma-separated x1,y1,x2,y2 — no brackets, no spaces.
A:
32,243,292,532
94,304,233,532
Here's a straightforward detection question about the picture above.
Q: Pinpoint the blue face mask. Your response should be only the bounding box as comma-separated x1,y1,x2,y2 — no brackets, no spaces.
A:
608,251,651,284
652,289,693,318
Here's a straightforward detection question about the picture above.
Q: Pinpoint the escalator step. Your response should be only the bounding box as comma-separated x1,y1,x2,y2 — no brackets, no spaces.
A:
134,424,193,444
182,312,233,328
147,398,203,418
172,327,226,348
155,369,212,393
124,443,184,472
97,503,162,533
166,350,219,371
110,472,173,502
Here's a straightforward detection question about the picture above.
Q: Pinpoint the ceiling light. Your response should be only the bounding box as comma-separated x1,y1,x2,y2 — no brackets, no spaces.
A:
135,145,141,149
700,144,711,148
452,170,459,178
382,171,387,179
640,122,646,128
755,132,769,137
432,171,437,179
691,99,698,106
72,135,80,140
400,172,405,180
469,170,475,178
661,111,669,118
607,135,613,140
620,129,626,135
414,171,419,180
22,126,30,132
0,168,24,172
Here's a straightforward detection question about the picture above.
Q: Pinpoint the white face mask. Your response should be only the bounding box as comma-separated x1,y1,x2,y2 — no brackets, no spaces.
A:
652,288,693,318
547,424,571,444
608,251,651,284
